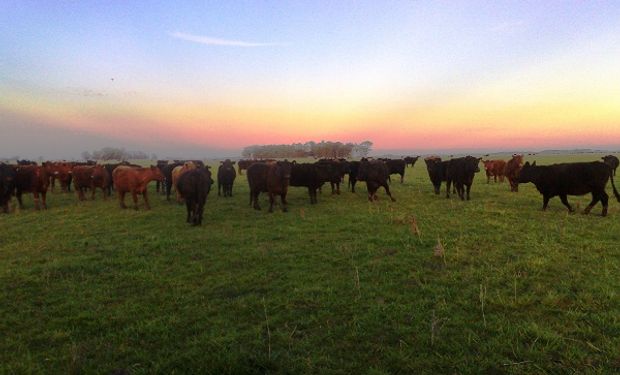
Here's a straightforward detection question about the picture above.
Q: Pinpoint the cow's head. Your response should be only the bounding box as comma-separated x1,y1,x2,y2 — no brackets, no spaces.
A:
150,165,165,181
276,160,292,182
518,161,537,183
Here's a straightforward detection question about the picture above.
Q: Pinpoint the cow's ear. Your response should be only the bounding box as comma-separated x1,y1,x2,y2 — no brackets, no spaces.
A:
524,161,530,167
292,160,297,164
220,161,223,164
532,161,536,166
478,157,482,161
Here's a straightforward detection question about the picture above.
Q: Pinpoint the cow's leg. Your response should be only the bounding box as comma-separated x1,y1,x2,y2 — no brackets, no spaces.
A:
33,192,40,210
91,184,96,200
16,190,24,209
185,199,192,223
308,187,314,204
336,182,340,195
559,194,573,213
445,180,451,198
143,190,150,210
382,182,396,202
253,191,261,210
41,191,47,209
583,192,600,215
600,191,609,216
400,173,404,183
131,191,139,210
218,182,221,196
118,191,127,209
281,193,288,212
351,179,356,193
268,193,275,213
465,183,472,200
542,195,550,211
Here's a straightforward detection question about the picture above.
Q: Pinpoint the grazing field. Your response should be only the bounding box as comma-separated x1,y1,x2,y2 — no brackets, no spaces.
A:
1,153,619,374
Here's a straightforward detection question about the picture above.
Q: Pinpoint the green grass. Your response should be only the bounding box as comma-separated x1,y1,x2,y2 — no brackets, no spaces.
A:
1,154,619,374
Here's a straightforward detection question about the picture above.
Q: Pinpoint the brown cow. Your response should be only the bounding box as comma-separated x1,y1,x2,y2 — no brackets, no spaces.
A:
482,159,507,183
112,166,164,210
72,165,95,201
172,161,197,202
247,161,293,212
91,165,110,200
504,154,524,192
43,161,73,192
14,165,50,210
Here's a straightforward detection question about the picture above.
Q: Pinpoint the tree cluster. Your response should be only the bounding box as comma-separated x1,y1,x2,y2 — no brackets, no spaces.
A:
81,147,149,161
242,141,372,159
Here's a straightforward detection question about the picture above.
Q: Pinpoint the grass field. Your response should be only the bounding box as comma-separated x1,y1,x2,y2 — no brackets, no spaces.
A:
1,153,619,374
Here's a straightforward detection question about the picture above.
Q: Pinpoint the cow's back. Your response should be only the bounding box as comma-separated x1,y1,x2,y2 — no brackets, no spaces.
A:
247,163,270,192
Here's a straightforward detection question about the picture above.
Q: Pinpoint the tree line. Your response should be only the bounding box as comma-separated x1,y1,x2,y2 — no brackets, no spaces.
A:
81,147,156,161
242,141,373,159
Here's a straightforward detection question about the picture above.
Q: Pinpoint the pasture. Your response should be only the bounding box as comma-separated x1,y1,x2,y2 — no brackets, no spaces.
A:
1,153,619,374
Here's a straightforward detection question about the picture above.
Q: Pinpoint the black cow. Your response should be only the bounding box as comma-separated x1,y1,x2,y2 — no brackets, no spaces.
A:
384,159,406,183
161,162,183,200
217,159,236,197
357,159,395,202
602,155,619,176
315,159,346,194
518,161,620,216
446,156,481,200
247,161,293,212
177,167,213,225
424,157,452,196
155,160,168,193
404,156,419,168
347,161,360,192
0,163,16,213
290,162,329,204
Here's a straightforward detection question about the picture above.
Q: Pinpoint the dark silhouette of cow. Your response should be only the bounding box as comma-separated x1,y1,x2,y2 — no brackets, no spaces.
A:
424,156,451,196
290,162,329,204
347,161,360,192
518,161,620,216
315,159,346,194
247,161,293,212
177,167,213,225
217,159,236,197
602,155,619,176
14,165,49,210
161,162,183,200
378,158,407,183
446,156,481,200
357,159,395,202
404,156,420,168
0,163,16,213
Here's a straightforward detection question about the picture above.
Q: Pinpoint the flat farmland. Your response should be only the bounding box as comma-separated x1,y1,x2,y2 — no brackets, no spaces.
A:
1,154,619,374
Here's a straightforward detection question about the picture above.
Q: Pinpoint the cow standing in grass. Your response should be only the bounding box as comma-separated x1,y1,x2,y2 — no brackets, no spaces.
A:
247,161,293,212
177,167,213,225
446,156,481,200
347,161,360,193
504,154,524,192
290,162,329,204
217,159,236,197
382,159,406,183
424,156,452,196
602,155,619,176
482,159,506,183
0,163,16,213
357,158,395,202
518,161,620,216
404,156,419,168
14,164,49,210
112,166,163,210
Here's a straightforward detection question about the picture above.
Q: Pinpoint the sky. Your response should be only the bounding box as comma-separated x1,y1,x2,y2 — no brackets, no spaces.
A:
1,1,620,159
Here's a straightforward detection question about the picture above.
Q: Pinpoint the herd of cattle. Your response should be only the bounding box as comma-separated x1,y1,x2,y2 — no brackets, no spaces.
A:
0,154,619,225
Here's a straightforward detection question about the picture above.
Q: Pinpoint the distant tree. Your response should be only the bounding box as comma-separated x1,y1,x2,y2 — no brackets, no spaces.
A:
81,151,92,160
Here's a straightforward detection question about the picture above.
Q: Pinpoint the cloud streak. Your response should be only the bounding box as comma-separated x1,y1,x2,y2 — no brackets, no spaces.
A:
170,31,285,47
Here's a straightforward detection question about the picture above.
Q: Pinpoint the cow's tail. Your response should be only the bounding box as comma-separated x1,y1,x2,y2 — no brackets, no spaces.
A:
610,168,620,202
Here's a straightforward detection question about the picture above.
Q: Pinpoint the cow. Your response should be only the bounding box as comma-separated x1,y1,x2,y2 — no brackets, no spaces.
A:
424,156,451,195
602,155,619,176
177,167,213,225
383,159,406,183
14,165,49,210
504,154,524,192
103,161,138,196
290,162,329,204
155,160,169,193
446,156,481,200
247,160,293,212
72,165,96,201
518,161,620,216
172,161,197,202
404,156,420,168
347,161,360,192
315,159,346,194
112,166,164,210
357,158,395,202
43,161,73,192
90,165,110,200
237,159,255,175
482,159,507,183
0,163,16,213
161,162,182,200
217,159,236,197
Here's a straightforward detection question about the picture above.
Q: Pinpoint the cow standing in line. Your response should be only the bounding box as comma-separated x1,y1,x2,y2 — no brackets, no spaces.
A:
14,164,50,210
357,159,395,202
217,159,236,197
424,156,452,196
518,161,620,216
290,162,329,204
247,161,293,212
112,166,164,210
347,161,360,193
482,159,507,183
504,154,524,192
446,156,481,200
177,167,213,225
404,156,419,168
0,163,16,213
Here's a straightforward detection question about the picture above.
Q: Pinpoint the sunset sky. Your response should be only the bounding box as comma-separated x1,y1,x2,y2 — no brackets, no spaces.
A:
1,1,620,159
